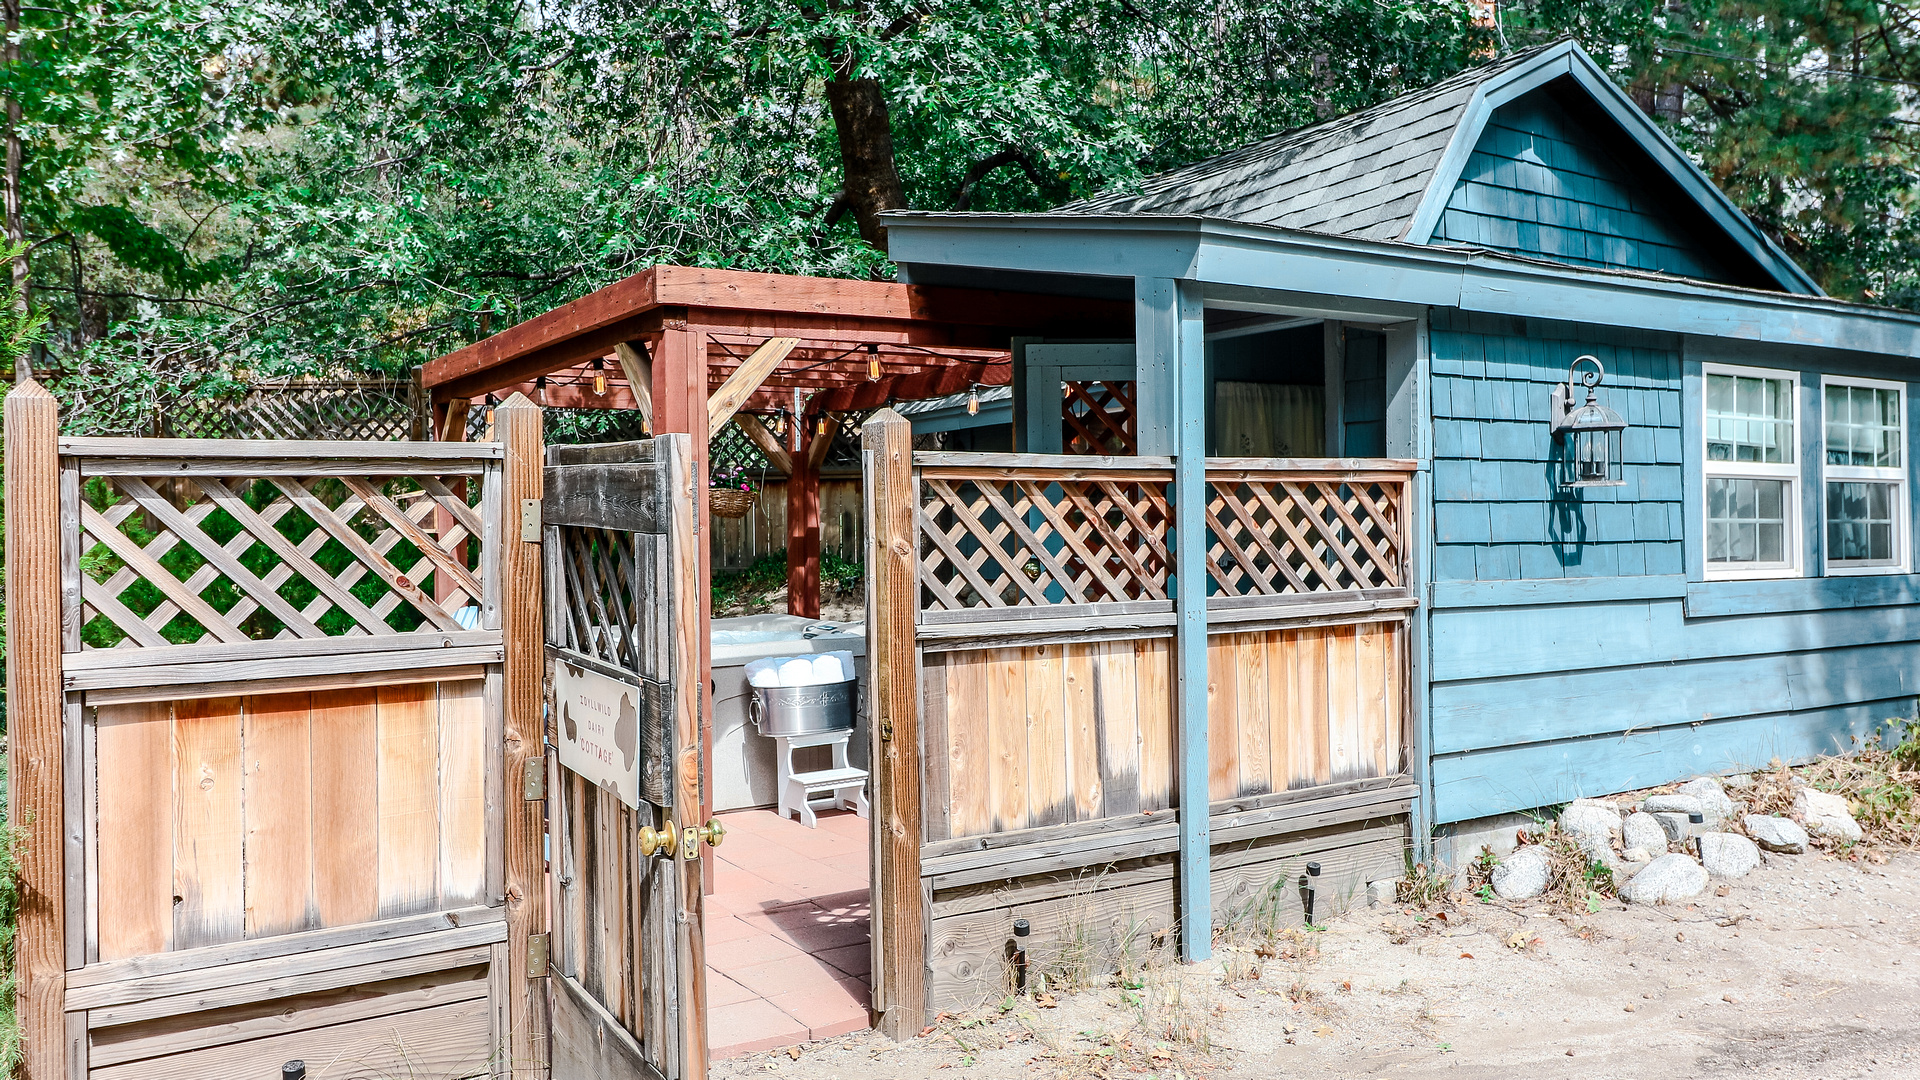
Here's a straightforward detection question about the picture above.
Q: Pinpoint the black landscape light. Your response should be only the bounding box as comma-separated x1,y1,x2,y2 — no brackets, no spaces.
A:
1012,917,1031,994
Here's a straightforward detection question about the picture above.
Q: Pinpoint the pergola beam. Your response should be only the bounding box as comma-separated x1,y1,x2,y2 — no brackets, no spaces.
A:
733,414,794,476
706,337,800,438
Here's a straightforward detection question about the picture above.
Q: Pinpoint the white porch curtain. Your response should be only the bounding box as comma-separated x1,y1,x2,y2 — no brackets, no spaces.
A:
1214,381,1325,457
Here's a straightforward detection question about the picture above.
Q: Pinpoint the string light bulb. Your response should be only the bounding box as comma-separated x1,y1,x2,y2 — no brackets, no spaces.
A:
816,415,830,436
866,342,880,382
484,393,497,426
967,384,980,416
534,375,547,404
592,356,607,396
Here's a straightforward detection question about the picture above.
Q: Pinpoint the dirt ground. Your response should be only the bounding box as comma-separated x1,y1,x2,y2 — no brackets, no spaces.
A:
715,847,1920,1080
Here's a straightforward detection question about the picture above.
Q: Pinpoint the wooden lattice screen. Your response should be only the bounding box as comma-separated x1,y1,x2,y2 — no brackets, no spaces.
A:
1062,380,1137,456
1203,471,1407,597
165,380,421,441
64,439,497,661
913,455,1412,614
916,459,1172,611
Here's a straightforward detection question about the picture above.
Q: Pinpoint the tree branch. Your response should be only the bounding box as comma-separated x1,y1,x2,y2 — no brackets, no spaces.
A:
952,148,1045,211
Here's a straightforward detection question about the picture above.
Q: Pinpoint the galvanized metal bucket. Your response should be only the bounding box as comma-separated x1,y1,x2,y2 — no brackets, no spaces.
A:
748,677,857,737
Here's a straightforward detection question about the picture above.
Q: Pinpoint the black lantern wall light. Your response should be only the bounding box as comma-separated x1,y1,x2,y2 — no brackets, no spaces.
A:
1550,354,1628,488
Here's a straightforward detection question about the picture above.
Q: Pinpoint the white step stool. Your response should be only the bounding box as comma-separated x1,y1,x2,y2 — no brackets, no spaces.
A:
775,728,869,828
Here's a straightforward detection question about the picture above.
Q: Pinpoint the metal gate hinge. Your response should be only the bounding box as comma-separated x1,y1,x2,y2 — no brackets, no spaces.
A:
523,755,546,801
879,717,894,742
520,499,541,542
526,933,549,974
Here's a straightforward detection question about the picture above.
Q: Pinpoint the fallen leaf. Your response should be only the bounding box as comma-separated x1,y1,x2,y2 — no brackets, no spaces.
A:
1459,952,1474,959
1506,929,1530,950
1340,980,1352,992
1723,994,1737,1004
1312,1025,1334,1037
1035,992,1059,1009
1715,884,1731,897
787,1046,802,1060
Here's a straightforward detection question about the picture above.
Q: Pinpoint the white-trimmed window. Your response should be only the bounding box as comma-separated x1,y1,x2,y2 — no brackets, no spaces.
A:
1703,365,1800,578
1823,375,1907,574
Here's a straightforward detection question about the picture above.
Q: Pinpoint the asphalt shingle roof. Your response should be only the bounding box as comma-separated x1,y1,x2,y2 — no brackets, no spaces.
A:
1059,45,1557,241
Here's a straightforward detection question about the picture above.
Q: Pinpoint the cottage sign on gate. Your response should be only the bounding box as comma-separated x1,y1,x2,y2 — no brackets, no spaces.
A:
553,661,643,809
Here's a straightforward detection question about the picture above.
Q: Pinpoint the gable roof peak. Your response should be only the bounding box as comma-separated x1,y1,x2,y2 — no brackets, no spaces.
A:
1059,37,1818,295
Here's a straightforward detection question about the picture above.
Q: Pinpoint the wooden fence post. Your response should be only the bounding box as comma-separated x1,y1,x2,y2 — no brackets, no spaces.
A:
495,393,548,1076
863,408,924,1040
5,381,65,1079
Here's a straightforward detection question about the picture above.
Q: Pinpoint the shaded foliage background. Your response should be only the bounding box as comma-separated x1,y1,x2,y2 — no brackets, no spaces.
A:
10,1,1920,430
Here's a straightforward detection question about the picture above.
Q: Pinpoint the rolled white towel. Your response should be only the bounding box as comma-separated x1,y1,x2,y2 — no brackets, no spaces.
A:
823,651,856,683
747,666,780,688
810,654,844,683
776,658,814,687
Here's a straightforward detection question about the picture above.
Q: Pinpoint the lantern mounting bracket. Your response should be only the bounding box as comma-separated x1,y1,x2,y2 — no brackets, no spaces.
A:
1550,355,1607,435
1549,354,1628,489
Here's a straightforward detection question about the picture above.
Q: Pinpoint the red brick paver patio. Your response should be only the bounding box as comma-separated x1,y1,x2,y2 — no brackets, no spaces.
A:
706,807,872,1059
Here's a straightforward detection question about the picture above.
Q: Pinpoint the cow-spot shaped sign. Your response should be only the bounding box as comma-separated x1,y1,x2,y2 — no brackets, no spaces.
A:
554,661,642,809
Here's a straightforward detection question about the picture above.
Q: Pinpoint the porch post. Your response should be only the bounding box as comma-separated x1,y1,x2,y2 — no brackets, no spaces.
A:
1135,276,1211,963
786,415,822,619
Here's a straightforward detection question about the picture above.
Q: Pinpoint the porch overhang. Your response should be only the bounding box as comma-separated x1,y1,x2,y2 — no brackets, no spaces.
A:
885,212,1920,359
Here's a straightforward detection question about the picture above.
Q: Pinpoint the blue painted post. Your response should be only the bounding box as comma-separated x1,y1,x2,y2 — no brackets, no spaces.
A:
1135,275,1212,962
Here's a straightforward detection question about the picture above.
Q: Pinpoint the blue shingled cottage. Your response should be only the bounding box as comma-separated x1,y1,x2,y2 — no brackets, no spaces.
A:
879,38,1920,852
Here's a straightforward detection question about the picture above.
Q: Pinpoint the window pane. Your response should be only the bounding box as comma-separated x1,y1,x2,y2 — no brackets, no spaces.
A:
1708,373,1795,464
1707,477,1791,565
1825,383,1902,468
1827,480,1901,565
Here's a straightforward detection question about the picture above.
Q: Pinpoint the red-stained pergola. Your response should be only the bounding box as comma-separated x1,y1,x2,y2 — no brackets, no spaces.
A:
423,265,1128,851
422,262,1126,616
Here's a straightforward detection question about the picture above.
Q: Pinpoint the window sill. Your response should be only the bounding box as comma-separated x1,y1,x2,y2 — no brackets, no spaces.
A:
1684,572,1920,618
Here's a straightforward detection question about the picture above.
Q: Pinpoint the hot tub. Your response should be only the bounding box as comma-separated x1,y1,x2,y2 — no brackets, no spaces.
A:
709,613,866,812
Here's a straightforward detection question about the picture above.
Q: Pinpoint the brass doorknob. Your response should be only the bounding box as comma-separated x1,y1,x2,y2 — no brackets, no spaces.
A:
640,819,677,858
699,819,727,849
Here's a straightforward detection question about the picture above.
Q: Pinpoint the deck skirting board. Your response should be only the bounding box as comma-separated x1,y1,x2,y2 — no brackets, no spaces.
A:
925,820,1408,1012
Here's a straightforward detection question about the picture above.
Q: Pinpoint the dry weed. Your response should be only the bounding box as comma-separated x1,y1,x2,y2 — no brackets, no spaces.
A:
1397,857,1456,910
1796,720,1920,849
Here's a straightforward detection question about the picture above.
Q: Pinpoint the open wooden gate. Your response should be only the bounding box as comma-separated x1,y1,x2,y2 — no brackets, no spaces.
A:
540,434,711,1080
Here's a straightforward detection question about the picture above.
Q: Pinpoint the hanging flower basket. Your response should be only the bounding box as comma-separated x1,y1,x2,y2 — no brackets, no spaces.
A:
708,463,760,519
708,487,756,519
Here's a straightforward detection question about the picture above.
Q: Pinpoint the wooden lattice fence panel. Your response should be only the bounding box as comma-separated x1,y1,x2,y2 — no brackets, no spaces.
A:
166,380,420,441
69,444,495,651
1203,472,1406,596
916,463,1172,611
1062,380,1137,456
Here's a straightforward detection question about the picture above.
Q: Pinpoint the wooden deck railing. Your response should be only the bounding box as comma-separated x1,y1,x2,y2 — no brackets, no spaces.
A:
872,427,1420,1016
912,451,1414,646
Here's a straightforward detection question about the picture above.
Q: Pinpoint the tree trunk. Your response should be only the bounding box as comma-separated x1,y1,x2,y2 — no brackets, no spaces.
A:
824,77,907,251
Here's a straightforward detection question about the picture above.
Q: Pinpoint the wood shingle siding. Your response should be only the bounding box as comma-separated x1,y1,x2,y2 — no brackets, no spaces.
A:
1432,94,1740,282
1424,309,1920,823
1429,311,1685,584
